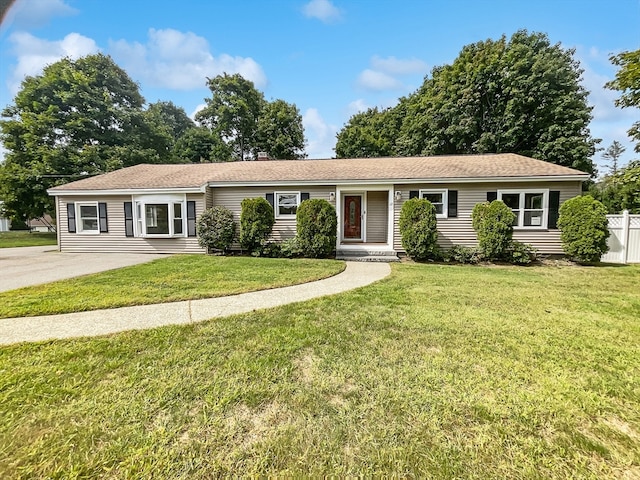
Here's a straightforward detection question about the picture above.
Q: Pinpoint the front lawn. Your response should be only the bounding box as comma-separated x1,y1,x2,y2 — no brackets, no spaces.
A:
0,255,345,318
1,263,638,478
0,231,57,248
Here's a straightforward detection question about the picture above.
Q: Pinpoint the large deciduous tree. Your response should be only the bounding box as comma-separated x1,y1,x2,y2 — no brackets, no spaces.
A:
195,73,306,161
0,54,169,220
606,49,640,153
336,31,598,175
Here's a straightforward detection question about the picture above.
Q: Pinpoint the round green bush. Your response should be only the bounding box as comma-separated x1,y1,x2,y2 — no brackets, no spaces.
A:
399,198,439,261
196,206,236,253
239,197,275,254
557,195,610,262
471,200,516,260
296,199,337,258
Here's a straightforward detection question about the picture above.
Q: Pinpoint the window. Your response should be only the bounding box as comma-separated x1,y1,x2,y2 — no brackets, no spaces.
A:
498,190,548,229
419,189,448,218
77,202,99,233
275,192,300,218
133,195,186,237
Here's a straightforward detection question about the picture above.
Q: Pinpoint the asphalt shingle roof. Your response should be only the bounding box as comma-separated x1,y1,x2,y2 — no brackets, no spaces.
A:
49,154,589,192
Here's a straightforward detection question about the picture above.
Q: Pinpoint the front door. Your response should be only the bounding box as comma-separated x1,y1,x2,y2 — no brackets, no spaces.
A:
343,194,362,241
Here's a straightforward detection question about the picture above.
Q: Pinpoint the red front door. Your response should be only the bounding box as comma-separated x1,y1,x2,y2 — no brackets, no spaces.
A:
343,195,362,240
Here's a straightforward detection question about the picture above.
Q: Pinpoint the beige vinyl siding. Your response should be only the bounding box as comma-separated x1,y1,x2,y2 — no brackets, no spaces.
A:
212,185,337,247
57,193,206,254
393,181,582,254
365,191,388,243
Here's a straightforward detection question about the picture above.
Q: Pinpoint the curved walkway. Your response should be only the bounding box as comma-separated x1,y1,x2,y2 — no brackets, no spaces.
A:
0,261,391,345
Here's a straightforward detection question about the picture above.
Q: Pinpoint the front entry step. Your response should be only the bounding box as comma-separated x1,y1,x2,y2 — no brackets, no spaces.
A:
336,250,400,262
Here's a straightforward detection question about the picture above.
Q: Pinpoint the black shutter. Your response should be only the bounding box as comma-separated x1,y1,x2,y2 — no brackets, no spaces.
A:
98,202,108,233
67,203,76,233
448,190,458,218
548,191,561,229
124,202,134,237
409,190,419,199
187,201,196,237
301,192,310,202
266,193,274,208
487,192,497,202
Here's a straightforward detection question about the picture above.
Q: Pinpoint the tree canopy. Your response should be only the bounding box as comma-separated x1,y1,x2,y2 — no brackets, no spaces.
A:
336,30,598,175
606,49,640,153
0,54,180,220
195,73,306,161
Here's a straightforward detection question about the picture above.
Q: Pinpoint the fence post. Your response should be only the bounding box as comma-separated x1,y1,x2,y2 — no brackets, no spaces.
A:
621,210,630,264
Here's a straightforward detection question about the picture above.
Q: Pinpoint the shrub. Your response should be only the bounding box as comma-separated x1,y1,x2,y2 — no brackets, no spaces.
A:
471,200,516,260
557,195,610,262
445,245,483,264
239,197,275,254
196,206,236,253
279,237,303,258
507,241,537,265
296,199,337,258
399,198,439,261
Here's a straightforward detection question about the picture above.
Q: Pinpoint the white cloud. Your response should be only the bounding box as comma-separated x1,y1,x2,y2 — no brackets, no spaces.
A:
356,69,403,91
370,55,428,75
574,47,639,169
355,55,428,92
302,108,337,158
347,98,370,115
1,0,77,30
109,28,267,90
302,0,342,23
7,31,99,94
190,103,207,121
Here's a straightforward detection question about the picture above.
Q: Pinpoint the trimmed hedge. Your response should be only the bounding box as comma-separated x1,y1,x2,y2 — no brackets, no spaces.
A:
471,200,516,260
399,198,439,261
239,197,275,254
296,199,337,258
557,195,610,262
196,206,236,253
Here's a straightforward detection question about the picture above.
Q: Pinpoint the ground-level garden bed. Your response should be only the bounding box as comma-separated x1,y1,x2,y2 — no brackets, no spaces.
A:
1,263,638,477
0,255,345,318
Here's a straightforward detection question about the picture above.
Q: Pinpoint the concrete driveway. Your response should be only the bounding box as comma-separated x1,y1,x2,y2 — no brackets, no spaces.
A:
0,246,166,292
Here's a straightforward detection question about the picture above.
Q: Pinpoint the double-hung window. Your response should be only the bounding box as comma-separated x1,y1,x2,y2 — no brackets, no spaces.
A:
419,189,448,218
133,195,186,237
498,190,548,229
275,192,300,218
76,202,99,234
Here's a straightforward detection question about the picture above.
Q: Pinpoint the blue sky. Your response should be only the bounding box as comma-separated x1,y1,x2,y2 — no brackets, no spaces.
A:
0,0,639,171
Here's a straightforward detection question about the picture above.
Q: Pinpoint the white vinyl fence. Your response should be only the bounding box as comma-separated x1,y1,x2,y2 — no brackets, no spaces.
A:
601,210,640,264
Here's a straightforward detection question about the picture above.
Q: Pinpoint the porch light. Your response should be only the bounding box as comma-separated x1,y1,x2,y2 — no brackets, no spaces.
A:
395,191,402,201
329,192,336,201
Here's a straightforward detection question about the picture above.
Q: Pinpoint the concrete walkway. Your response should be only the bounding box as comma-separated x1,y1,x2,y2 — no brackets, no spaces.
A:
0,261,391,345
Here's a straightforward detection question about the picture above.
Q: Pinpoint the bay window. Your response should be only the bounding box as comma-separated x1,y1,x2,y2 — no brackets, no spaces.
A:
133,195,186,237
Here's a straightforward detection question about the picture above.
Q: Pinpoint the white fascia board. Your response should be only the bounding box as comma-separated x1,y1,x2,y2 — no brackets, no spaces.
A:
207,175,588,188
48,186,207,196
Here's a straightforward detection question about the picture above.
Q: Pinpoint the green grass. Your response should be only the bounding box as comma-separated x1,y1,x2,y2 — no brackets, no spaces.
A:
1,263,639,478
0,231,57,248
0,255,345,318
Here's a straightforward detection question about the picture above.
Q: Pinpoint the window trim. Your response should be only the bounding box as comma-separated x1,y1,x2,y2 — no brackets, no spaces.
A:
76,202,100,234
132,194,187,238
274,191,301,219
497,189,549,230
419,189,448,219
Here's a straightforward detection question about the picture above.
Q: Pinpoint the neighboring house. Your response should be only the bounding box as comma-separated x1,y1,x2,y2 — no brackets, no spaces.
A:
0,201,10,232
28,214,56,232
47,154,589,257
